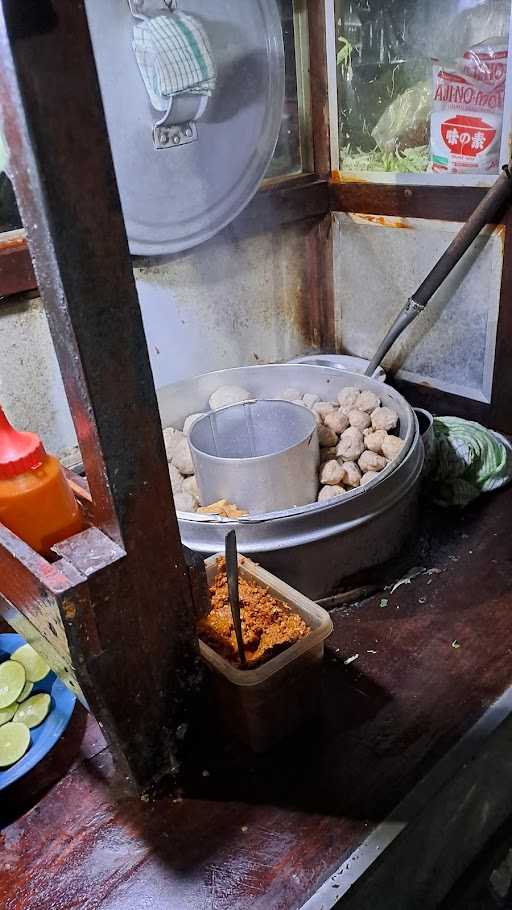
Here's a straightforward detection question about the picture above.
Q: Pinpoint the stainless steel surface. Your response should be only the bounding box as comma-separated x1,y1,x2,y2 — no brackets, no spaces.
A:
225,529,246,668
290,354,387,382
189,399,319,514
158,364,423,597
153,120,198,150
334,213,504,402
365,164,512,378
85,0,285,254
365,302,420,377
414,407,436,477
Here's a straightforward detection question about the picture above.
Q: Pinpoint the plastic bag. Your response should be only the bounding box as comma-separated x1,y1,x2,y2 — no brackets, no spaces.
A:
430,37,508,174
372,80,432,152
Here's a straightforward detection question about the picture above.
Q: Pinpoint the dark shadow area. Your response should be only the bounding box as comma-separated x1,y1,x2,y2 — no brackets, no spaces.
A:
440,814,512,910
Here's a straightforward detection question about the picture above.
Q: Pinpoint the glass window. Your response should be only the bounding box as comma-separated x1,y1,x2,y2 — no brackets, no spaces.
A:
0,132,21,232
336,0,511,176
266,0,309,178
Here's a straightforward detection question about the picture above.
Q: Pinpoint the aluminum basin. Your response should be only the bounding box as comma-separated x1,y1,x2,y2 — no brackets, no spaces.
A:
157,364,423,598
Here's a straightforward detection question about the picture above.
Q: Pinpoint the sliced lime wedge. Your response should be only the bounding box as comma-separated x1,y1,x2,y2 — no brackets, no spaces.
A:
0,722,30,767
0,660,26,708
14,693,51,729
11,644,50,683
17,681,33,702
0,703,17,726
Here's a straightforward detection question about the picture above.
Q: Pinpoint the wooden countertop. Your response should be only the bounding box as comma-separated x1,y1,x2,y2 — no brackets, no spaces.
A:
2,488,512,909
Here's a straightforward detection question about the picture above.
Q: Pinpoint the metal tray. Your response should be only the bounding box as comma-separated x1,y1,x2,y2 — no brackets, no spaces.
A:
85,0,285,254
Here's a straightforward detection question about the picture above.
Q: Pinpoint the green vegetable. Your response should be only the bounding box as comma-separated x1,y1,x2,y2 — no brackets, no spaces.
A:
12,644,50,683
0,660,26,708
17,681,33,702
340,144,429,174
14,693,51,729
0,703,17,726
0,722,30,767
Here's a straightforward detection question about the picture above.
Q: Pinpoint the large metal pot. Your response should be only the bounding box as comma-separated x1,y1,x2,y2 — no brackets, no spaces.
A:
157,365,423,598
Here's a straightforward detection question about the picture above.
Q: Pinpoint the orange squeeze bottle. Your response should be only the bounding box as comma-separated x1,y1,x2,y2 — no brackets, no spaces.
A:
0,407,82,557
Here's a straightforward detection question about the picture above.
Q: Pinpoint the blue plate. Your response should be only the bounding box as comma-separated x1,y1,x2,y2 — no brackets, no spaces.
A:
0,633,76,789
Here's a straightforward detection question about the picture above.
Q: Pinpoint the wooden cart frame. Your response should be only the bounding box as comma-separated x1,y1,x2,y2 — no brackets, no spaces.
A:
0,0,510,792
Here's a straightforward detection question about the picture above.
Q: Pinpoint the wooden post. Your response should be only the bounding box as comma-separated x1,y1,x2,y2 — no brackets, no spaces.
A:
0,0,198,790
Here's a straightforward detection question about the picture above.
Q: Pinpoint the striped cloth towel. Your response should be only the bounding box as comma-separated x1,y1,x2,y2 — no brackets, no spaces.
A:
133,12,216,112
427,417,512,508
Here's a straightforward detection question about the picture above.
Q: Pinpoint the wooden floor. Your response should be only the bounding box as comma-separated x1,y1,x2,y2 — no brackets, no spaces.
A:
2,488,512,909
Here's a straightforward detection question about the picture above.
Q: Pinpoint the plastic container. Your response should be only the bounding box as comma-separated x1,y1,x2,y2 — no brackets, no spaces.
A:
199,554,333,752
0,408,82,557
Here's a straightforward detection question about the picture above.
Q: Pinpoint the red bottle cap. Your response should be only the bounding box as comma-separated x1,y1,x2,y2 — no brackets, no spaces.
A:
0,408,46,479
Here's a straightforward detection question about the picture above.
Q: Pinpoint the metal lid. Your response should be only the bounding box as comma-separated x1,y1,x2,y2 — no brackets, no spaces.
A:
85,0,285,254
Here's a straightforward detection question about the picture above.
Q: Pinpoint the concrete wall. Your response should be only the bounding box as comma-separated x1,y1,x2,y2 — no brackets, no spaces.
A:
0,220,316,455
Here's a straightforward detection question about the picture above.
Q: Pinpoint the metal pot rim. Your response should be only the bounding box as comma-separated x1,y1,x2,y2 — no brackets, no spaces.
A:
157,363,418,523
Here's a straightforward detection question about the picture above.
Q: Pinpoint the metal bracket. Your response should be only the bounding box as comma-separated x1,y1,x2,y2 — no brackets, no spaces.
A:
152,92,207,149
406,297,426,313
153,121,197,149
127,0,177,17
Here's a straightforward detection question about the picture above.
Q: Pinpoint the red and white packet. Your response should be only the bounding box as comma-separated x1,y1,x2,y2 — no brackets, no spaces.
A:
430,38,508,174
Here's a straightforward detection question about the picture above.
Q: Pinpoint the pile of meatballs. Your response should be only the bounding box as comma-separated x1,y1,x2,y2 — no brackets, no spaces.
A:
163,383,404,514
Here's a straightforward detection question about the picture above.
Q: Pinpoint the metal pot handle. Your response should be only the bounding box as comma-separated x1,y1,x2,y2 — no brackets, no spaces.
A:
128,0,177,18
127,0,209,149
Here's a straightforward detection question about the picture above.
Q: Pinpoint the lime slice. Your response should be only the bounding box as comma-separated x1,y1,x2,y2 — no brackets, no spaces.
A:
0,660,26,708
17,681,33,702
0,722,30,767
11,644,50,683
0,703,17,726
14,693,51,729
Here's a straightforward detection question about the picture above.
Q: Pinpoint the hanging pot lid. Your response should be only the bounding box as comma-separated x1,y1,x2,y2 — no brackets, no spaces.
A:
85,0,285,255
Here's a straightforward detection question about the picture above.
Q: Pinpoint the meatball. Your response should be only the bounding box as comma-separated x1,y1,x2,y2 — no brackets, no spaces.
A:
182,475,200,501
320,460,345,486
172,437,195,475
371,406,399,432
348,409,371,431
302,393,320,409
356,390,381,414
173,492,198,513
169,463,183,494
339,461,362,487
337,387,360,412
381,435,405,461
163,426,184,462
313,401,338,420
324,409,349,435
364,429,388,454
318,485,345,502
209,385,251,410
336,427,365,461
358,451,388,473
